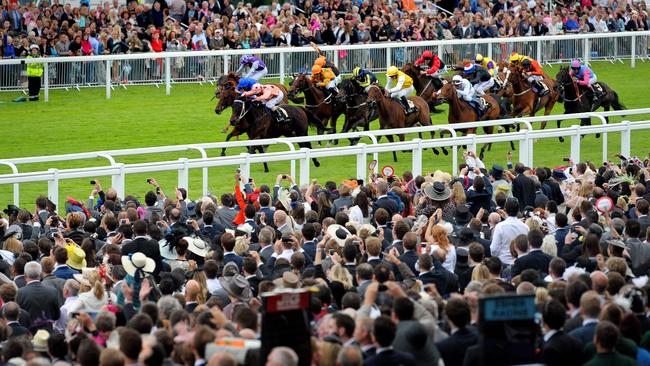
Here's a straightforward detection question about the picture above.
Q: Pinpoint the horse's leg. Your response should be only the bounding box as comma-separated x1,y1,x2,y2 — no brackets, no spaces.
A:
479,126,494,160
221,132,234,156
299,142,321,167
503,125,516,151
258,145,270,173
386,135,398,162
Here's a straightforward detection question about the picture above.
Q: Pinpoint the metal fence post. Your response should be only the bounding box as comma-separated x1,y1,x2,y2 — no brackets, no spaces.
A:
279,51,285,85
43,61,49,103
412,139,423,177
620,120,631,158
105,60,111,99
570,125,581,164
631,35,636,68
112,163,126,199
299,148,310,187
47,169,59,209
583,38,590,66
519,131,529,167
239,153,250,180
165,57,171,96
356,143,367,181
536,40,542,64
386,47,391,69
469,134,477,155
224,55,229,75
487,41,493,60
178,158,189,190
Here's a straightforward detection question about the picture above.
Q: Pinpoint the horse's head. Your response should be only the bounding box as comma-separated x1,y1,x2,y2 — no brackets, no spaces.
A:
229,99,250,128
366,85,384,102
555,67,572,85
288,73,309,100
435,82,454,103
215,87,238,115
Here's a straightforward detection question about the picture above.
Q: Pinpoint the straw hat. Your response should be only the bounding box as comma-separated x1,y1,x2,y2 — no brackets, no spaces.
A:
121,252,156,277
186,237,209,258
32,330,50,352
326,224,351,247
67,246,87,271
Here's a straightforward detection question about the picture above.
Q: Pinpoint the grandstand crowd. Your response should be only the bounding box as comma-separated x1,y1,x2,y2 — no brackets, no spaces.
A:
0,150,648,365
1,0,649,59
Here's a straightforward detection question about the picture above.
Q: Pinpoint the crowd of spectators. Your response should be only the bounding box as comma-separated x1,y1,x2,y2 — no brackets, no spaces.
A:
1,0,650,60
0,150,650,365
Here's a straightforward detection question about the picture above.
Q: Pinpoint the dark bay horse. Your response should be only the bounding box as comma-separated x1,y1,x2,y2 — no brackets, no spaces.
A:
229,99,324,172
435,83,502,159
288,73,345,134
554,67,625,142
366,85,436,161
401,63,445,113
507,64,560,127
214,73,289,156
337,79,379,134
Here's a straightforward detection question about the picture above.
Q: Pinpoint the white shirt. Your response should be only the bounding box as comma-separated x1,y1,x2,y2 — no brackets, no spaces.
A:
207,278,222,294
490,216,529,265
429,244,456,272
543,329,558,342
273,248,295,261
55,296,78,332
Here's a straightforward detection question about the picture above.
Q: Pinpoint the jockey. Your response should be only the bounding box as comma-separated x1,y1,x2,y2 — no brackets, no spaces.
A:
464,63,494,96
452,74,485,117
569,59,599,102
241,83,287,122
236,77,256,93
508,52,535,66
414,50,447,78
352,67,377,92
314,54,341,86
236,55,268,82
521,59,548,96
385,66,416,114
311,64,338,96
475,54,496,77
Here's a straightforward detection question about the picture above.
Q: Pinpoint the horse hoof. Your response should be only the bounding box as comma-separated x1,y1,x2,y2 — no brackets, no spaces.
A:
442,149,449,156
326,142,331,148
220,151,226,157
433,148,440,156
596,133,601,139
559,137,565,143
333,140,339,146
314,161,321,168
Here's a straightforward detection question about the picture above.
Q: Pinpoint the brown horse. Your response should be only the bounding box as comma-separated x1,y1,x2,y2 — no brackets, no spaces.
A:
401,63,445,113
435,83,500,159
507,64,559,128
366,85,436,161
287,73,345,135
494,62,513,99
214,73,289,156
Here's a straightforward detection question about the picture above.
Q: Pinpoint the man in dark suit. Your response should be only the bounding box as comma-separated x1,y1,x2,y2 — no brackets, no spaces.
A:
52,247,78,280
356,264,373,299
541,299,586,366
221,233,243,271
374,209,393,248
386,221,409,254
16,262,60,332
398,232,419,275
636,199,650,239
200,210,225,244
364,316,416,366
564,280,590,333
257,227,276,264
121,220,163,277
300,223,318,261
392,298,440,365
511,228,553,277
418,254,455,296
568,291,601,345
257,193,275,226
3,302,28,337
436,297,479,366
242,257,261,297
353,318,376,358
373,181,399,219
512,163,536,209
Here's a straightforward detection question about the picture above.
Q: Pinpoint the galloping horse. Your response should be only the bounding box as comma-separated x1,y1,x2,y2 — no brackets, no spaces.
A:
288,73,345,134
507,64,560,128
435,83,502,158
401,63,445,113
554,67,625,141
494,62,513,99
229,98,324,172
366,85,435,161
337,79,379,134
214,73,289,156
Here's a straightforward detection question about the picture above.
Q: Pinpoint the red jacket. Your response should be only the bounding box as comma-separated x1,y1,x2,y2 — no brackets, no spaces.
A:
414,55,442,74
525,60,543,76
232,183,247,226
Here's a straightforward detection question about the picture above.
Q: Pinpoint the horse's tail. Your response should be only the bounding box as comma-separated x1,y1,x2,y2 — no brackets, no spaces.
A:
301,107,326,134
610,90,626,110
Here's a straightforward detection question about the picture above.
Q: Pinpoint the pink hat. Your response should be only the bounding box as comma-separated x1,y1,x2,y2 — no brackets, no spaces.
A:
571,59,581,68
137,206,145,219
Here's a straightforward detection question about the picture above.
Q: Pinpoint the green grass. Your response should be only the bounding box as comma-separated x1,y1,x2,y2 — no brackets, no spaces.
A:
2,60,650,208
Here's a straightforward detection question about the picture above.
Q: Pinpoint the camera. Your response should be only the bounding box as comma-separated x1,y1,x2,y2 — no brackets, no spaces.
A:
90,180,96,185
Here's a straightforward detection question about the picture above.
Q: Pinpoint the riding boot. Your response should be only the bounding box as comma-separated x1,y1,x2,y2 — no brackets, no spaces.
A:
401,96,412,114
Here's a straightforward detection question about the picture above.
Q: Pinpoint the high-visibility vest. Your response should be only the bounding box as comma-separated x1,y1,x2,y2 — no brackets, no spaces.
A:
26,55,44,77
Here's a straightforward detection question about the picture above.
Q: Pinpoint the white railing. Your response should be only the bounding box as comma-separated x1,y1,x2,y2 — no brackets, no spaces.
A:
1,31,649,101
1,109,649,206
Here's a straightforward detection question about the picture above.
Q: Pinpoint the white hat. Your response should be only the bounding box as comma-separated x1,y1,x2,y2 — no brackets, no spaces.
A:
326,224,351,247
186,236,209,258
29,44,39,50
32,329,50,352
121,252,156,277
278,188,291,211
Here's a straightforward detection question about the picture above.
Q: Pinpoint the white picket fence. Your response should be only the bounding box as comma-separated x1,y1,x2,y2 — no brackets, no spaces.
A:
1,109,649,206
1,31,649,101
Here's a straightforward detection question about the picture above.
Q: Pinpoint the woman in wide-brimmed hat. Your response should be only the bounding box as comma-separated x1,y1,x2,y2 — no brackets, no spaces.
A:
415,181,456,221
70,268,110,314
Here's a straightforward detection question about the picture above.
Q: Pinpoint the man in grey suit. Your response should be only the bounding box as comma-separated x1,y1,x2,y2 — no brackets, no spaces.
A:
636,199,650,239
331,185,353,216
273,211,293,236
216,194,237,230
40,258,66,306
256,227,277,264
16,262,60,332
356,264,373,299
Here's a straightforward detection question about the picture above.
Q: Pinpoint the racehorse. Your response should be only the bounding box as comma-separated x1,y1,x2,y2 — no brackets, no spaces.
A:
507,64,560,128
435,83,505,158
229,98,324,172
337,79,379,135
401,63,446,113
214,72,289,156
287,73,345,135
555,67,625,142
494,62,513,99
366,85,436,161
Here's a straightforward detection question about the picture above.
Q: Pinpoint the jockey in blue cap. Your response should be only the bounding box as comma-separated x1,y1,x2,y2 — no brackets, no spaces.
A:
236,55,268,82
236,77,257,92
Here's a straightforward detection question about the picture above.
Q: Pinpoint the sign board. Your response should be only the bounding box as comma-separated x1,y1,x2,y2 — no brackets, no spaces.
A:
368,159,377,171
381,165,394,177
480,294,536,322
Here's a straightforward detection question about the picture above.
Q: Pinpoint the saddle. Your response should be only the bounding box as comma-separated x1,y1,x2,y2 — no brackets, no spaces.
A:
272,106,289,123
532,80,550,96
467,97,489,118
395,97,418,115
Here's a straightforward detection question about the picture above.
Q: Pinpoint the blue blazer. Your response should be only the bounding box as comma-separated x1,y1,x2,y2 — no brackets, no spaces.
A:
53,265,79,280
568,321,598,345
223,253,243,271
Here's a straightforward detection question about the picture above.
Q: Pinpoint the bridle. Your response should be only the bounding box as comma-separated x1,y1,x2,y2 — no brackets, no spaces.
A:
232,99,252,122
